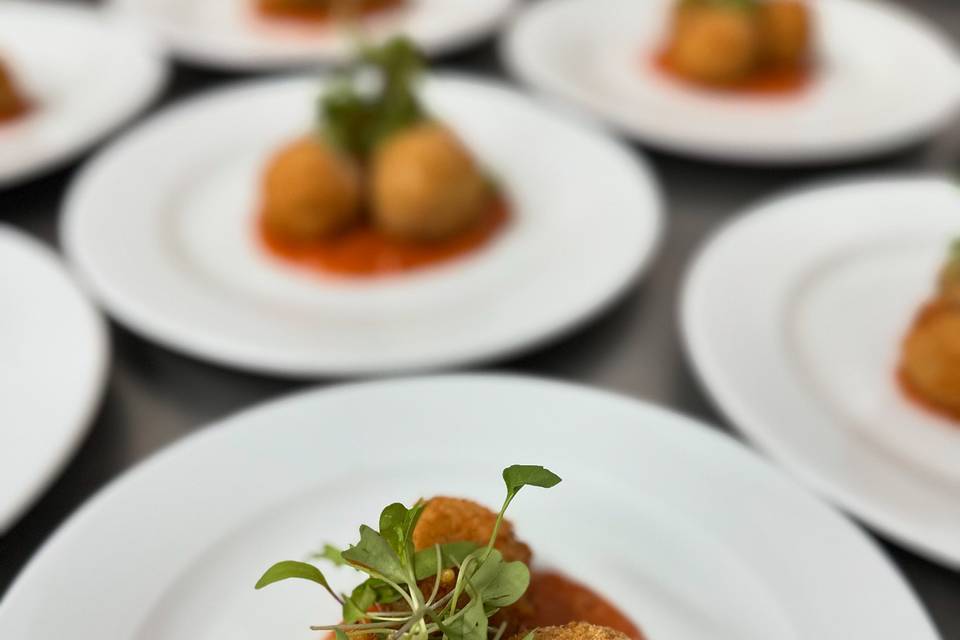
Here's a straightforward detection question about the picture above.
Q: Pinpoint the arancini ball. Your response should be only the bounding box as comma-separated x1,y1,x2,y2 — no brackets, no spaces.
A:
371,123,490,242
757,0,811,69
261,135,362,242
513,623,631,640
900,302,960,417
667,4,759,85
0,60,27,121
413,496,532,565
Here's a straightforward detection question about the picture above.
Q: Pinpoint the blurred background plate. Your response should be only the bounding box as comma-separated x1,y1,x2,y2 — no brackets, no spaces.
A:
0,375,939,640
0,1,166,188
62,74,663,377
0,224,108,534
109,0,516,71
503,0,960,164
682,175,960,569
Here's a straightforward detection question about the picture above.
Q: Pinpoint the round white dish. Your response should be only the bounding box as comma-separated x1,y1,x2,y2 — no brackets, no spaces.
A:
503,0,960,164
0,225,108,534
0,1,166,188
682,175,960,569
62,74,662,377
109,0,515,71
0,375,939,640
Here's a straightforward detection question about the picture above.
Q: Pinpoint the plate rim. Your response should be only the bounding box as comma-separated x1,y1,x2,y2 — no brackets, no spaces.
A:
0,0,169,189
60,72,665,378
0,373,939,638
679,171,960,569
0,224,110,534
500,0,960,165
106,0,519,71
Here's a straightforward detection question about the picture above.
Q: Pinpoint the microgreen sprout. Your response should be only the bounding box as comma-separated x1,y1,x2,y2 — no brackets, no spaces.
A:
320,36,428,161
255,465,561,640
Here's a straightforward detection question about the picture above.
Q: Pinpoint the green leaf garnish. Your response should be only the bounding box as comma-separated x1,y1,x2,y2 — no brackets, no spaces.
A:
503,465,563,500
468,550,530,608
413,541,478,581
341,524,408,584
312,543,347,566
256,465,560,639
321,36,428,160
255,560,341,602
439,595,488,640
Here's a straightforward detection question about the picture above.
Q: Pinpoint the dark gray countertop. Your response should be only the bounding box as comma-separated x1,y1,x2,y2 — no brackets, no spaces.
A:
1,0,959,636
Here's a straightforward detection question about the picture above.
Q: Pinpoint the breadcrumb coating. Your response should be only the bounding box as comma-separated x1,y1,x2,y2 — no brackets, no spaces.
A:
515,623,631,640
413,496,532,565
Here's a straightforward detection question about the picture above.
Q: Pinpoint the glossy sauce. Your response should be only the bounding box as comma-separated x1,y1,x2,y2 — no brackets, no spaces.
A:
653,50,813,96
255,0,404,24
258,197,510,278
523,571,645,640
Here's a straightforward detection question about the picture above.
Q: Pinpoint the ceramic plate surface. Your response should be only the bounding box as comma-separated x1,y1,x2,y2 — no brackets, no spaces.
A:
0,375,939,640
503,0,960,164
110,0,515,70
0,1,166,187
63,74,663,377
683,175,960,568
0,225,108,534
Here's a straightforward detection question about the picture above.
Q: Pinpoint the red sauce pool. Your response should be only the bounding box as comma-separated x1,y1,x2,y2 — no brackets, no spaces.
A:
524,571,645,640
258,197,510,278
653,50,813,96
0,67,31,125
255,0,404,24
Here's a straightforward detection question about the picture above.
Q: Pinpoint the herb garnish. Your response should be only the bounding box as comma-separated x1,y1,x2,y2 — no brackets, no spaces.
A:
321,36,428,161
256,465,561,640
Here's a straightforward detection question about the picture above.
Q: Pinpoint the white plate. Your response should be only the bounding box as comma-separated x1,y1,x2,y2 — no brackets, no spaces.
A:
109,0,515,71
0,1,166,188
62,74,663,377
682,175,960,569
503,0,960,164
0,375,939,640
0,225,108,534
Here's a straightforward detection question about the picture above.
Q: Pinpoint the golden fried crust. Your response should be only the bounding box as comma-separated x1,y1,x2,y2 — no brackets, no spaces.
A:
261,136,362,241
667,5,759,85
371,124,489,242
513,623,631,640
413,496,532,565
757,1,811,69
900,302,960,416
0,60,26,119
395,497,535,638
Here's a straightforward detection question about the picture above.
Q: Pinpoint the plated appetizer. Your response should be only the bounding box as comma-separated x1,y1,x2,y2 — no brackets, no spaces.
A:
256,465,645,639
259,37,507,277
899,239,960,421
255,0,405,25
657,0,813,94
0,57,30,124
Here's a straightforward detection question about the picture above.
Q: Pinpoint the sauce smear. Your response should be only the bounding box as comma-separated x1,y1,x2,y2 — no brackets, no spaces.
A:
523,571,645,640
256,0,404,24
258,197,510,278
653,50,813,96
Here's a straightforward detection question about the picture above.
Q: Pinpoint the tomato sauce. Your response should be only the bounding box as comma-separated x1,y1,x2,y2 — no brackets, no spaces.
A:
523,571,645,640
653,50,813,96
255,0,404,24
258,197,510,278
0,66,30,125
